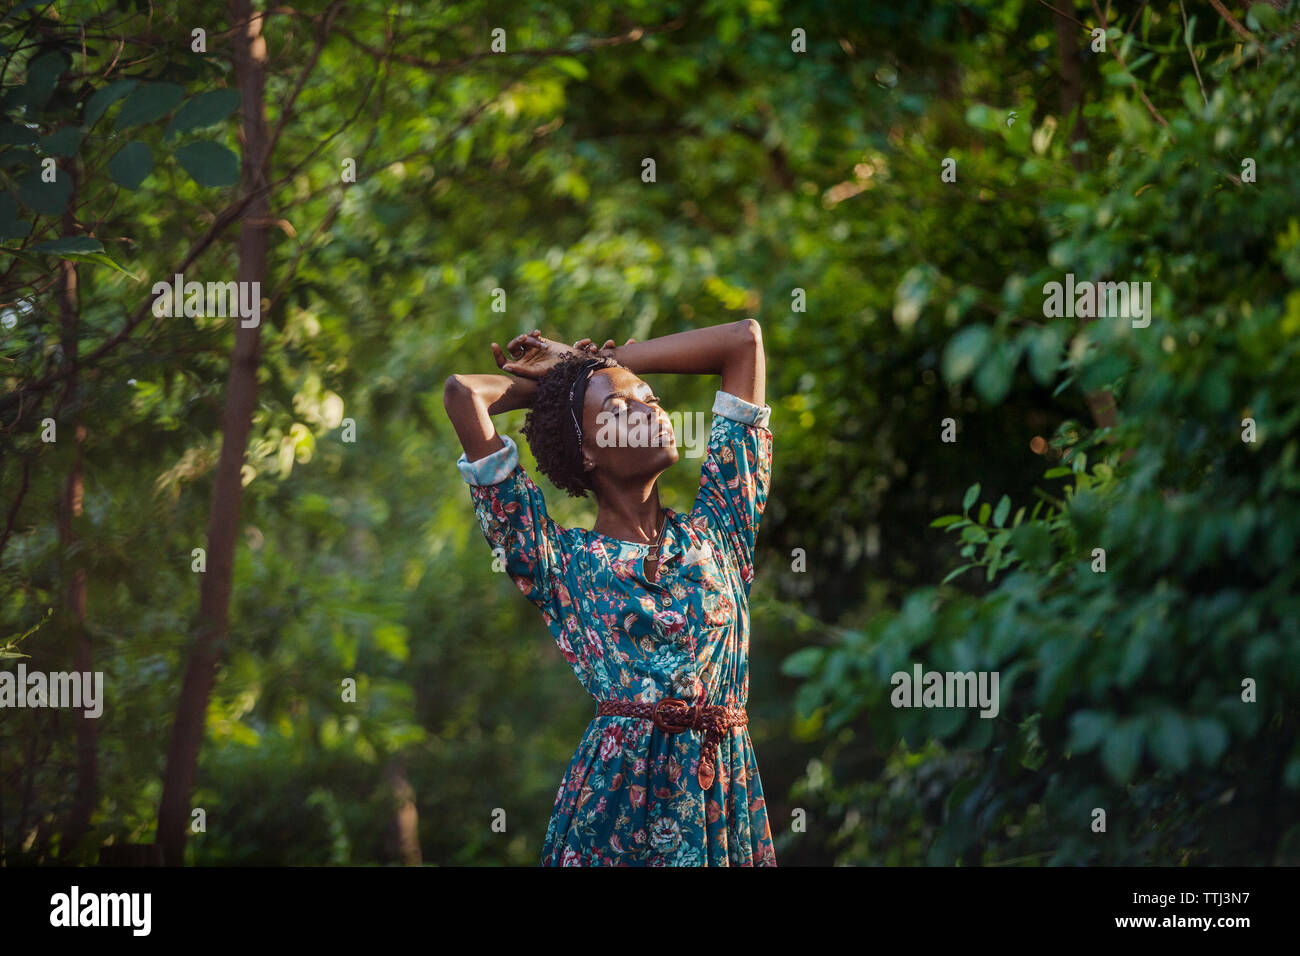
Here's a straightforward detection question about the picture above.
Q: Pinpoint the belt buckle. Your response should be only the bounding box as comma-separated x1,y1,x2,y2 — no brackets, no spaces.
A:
653,697,694,734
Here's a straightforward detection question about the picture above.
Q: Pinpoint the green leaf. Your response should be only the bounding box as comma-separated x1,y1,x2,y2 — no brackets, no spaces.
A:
965,103,1000,132
929,514,963,528
942,325,991,384
1150,710,1191,772
1079,353,1127,391
1247,4,1282,32
780,646,825,678
14,169,72,216
175,140,239,187
977,502,991,525
0,192,31,240
32,236,105,254
717,14,743,45
108,142,153,189
114,82,185,130
165,89,241,137
1068,710,1111,752
29,235,136,277
60,251,137,278
0,148,37,169
962,483,980,512
1029,325,1062,386
1192,718,1228,765
15,51,68,110
993,494,1011,527
0,123,39,146
551,57,588,82
974,341,1016,405
1101,718,1143,784
1010,522,1053,568
1043,466,1071,478
941,563,972,584
40,126,84,157
84,79,138,124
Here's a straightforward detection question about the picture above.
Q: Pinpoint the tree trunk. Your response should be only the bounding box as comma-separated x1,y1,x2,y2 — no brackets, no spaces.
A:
1054,6,1088,173
384,757,423,866
156,0,270,866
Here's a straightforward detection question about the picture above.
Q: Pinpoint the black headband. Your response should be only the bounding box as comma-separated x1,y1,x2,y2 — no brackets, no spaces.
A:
568,357,605,453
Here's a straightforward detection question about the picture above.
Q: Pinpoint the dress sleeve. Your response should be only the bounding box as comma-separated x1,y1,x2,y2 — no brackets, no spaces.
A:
457,434,573,621
689,390,774,585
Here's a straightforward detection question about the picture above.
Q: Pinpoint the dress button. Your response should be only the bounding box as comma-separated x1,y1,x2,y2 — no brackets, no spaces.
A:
660,593,673,607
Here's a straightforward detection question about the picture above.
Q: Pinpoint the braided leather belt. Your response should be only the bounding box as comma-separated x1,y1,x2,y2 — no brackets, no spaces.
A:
597,696,747,790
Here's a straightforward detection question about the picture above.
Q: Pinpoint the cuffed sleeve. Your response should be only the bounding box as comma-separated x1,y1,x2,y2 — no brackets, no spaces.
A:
712,390,772,429
457,434,521,486
690,391,773,587
458,435,574,621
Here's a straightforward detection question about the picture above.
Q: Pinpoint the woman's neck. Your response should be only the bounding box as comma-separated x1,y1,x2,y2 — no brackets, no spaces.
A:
592,486,664,544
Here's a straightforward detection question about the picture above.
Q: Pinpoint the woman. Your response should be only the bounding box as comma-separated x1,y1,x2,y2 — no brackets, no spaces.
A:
442,319,776,866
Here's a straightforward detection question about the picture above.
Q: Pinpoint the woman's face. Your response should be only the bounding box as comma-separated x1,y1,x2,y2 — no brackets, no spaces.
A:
580,366,679,485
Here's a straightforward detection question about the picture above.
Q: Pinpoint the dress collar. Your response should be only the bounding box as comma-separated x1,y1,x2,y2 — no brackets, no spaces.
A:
610,510,680,563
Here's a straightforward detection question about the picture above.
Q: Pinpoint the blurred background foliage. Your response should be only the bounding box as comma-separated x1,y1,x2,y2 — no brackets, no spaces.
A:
2,0,1298,864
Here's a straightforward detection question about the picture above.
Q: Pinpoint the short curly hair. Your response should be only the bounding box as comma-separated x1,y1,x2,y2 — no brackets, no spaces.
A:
522,353,623,498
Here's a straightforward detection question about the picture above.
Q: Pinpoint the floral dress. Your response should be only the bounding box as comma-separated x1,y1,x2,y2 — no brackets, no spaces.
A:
456,390,777,866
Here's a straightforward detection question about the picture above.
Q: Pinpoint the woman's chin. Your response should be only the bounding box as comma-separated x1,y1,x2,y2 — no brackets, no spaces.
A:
645,445,679,472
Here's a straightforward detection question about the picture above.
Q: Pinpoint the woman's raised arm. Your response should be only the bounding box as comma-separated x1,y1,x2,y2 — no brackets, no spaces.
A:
442,372,537,463
591,319,765,407
444,330,595,462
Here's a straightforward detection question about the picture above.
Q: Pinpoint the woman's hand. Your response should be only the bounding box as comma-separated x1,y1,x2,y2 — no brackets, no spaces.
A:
572,336,637,359
491,330,587,380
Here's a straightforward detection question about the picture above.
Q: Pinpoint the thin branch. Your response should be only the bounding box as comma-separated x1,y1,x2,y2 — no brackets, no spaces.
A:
265,11,392,312
279,54,542,213
1180,1,1208,106
0,24,532,415
1032,0,1088,30
1125,0,1151,35
1207,0,1259,45
0,457,31,568
0,189,261,416
1091,0,1169,128
333,17,685,73
265,0,345,161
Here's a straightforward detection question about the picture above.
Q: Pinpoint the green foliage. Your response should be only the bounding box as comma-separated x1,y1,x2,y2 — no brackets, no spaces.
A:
784,14,1300,864
107,142,152,190
4,0,1299,866
173,140,238,188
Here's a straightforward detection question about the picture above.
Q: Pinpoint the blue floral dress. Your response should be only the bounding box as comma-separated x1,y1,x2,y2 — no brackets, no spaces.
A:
456,390,777,866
